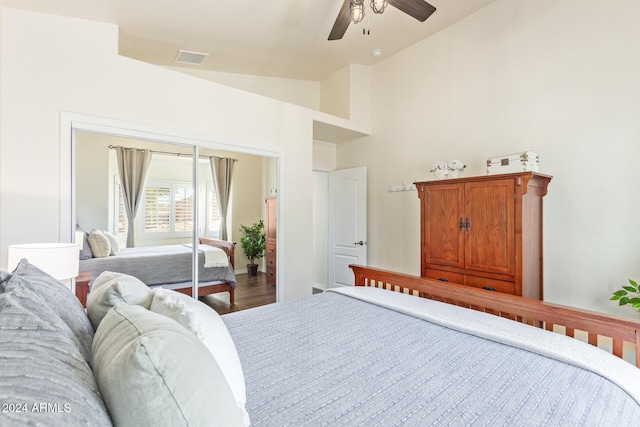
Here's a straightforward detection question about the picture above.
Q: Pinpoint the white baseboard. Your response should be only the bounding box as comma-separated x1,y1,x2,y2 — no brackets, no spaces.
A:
312,282,327,292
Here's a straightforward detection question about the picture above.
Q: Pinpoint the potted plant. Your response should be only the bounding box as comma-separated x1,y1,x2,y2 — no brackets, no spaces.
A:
447,160,467,178
430,161,447,180
238,220,266,277
611,279,640,314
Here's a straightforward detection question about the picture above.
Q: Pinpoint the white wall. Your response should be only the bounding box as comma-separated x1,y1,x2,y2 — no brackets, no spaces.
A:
166,66,320,111
320,65,351,119
312,171,328,289
338,0,640,315
312,141,337,289
0,8,345,301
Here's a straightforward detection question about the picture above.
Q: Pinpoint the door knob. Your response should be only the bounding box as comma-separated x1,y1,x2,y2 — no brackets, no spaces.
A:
354,240,365,246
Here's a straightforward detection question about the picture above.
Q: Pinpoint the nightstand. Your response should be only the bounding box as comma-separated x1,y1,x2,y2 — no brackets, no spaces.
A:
75,271,91,308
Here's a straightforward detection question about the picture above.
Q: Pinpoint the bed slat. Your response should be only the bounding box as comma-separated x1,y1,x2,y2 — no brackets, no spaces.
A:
350,264,640,367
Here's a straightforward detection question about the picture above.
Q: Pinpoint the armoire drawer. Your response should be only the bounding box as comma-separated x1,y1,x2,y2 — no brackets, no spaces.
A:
465,275,515,295
423,269,465,286
266,243,276,256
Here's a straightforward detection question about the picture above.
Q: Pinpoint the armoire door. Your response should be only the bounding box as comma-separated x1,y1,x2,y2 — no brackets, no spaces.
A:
464,178,515,276
422,183,465,270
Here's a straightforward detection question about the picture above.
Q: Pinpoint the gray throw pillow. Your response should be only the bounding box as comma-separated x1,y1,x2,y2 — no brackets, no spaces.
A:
0,270,112,426
92,304,245,427
10,259,95,361
0,270,10,292
86,271,153,330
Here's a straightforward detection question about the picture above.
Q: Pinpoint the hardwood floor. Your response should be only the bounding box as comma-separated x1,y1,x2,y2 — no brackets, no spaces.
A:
201,271,276,315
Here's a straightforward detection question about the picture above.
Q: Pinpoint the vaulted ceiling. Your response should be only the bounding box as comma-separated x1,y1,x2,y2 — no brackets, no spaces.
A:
4,0,497,81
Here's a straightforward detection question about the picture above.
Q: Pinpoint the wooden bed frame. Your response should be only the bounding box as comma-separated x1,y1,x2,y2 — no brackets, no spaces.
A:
350,264,640,367
172,238,237,304
76,238,237,306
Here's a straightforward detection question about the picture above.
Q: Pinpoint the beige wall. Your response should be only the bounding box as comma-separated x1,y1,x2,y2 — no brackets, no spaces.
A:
166,66,320,111
0,8,358,301
338,0,640,315
320,66,350,119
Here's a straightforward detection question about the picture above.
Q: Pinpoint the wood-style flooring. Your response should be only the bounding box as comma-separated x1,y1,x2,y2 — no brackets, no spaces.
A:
201,271,275,315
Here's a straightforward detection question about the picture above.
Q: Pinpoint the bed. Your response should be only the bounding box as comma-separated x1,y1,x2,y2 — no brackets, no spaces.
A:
79,237,237,303
219,265,640,425
4,261,640,426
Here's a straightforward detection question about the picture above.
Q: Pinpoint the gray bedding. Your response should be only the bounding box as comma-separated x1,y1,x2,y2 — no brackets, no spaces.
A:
223,290,640,426
79,244,235,287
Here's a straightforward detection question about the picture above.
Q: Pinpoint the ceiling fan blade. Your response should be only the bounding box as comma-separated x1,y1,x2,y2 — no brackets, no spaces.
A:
328,0,352,40
388,0,436,22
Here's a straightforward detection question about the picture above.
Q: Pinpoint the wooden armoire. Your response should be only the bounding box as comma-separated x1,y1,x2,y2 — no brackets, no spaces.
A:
415,172,552,299
264,196,277,285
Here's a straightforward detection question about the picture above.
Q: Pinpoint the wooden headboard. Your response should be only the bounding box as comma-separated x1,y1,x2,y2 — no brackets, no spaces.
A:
350,264,640,368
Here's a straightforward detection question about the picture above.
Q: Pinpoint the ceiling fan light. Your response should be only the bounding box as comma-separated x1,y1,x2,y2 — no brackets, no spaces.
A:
370,0,388,14
350,0,365,24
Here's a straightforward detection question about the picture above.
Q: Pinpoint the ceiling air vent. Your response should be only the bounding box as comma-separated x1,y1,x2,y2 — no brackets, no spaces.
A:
174,50,209,65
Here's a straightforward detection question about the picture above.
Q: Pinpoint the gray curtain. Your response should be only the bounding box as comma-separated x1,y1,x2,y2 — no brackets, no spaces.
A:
210,157,236,241
116,146,152,248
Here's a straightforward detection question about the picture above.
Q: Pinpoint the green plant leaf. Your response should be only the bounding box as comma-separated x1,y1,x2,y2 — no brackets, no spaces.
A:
612,290,628,297
238,220,266,264
629,279,638,288
620,297,631,306
611,295,621,301
623,285,638,293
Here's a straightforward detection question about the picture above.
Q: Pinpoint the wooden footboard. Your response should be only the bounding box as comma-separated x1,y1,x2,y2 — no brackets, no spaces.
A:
198,238,236,269
195,238,236,304
350,264,640,367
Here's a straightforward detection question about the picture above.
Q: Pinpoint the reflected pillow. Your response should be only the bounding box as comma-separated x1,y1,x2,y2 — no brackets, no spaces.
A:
88,230,110,258
102,231,120,255
75,226,93,260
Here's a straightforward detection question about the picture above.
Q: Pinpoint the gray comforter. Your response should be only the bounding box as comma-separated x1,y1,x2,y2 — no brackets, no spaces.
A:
79,244,235,287
223,288,640,426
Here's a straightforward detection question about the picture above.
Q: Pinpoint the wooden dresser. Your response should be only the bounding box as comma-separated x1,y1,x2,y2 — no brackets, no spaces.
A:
265,196,277,285
415,172,552,299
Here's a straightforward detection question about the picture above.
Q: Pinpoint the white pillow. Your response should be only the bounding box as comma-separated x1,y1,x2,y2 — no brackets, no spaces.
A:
150,288,249,426
88,229,111,258
102,230,120,255
86,271,153,330
93,303,245,427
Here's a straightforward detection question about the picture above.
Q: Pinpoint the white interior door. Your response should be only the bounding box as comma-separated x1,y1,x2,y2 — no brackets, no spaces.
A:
328,167,367,288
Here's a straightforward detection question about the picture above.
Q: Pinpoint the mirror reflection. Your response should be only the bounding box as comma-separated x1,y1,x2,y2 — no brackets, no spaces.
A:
74,131,277,310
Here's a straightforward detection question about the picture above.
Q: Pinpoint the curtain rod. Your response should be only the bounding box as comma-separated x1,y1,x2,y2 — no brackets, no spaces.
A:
107,145,238,162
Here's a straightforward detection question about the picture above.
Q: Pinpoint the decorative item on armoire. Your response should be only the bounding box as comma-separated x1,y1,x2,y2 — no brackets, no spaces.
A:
430,161,447,180
487,150,539,174
447,160,466,178
431,160,467,179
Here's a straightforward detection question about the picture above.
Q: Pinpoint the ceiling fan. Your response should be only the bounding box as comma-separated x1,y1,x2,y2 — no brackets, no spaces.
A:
328,0,436,40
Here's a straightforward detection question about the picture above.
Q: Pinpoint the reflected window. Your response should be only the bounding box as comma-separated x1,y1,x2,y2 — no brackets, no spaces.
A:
142,181,191,238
